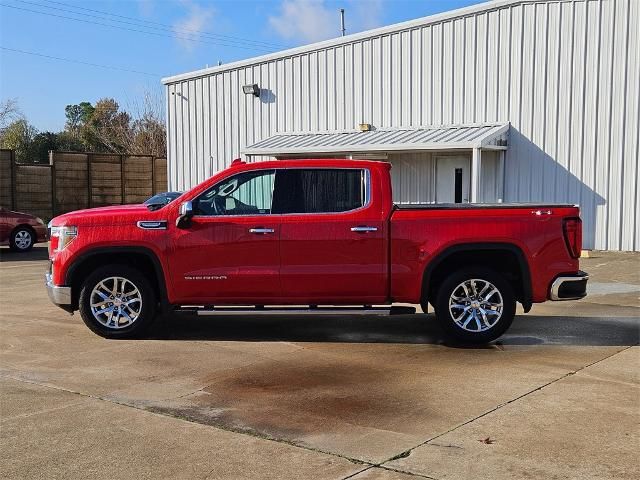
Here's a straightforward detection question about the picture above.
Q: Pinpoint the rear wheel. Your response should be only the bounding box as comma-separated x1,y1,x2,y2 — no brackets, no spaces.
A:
9,226,34,252
78,266,156,339
433,267,516,343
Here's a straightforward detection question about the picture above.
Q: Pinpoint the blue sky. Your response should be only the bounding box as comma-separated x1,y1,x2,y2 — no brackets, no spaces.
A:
1,0,484,132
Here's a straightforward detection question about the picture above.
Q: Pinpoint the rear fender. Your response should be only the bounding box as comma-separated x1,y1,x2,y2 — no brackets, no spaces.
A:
422,242,533,312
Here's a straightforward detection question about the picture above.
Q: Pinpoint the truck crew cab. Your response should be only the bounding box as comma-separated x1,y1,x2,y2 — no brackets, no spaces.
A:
46,159,588,343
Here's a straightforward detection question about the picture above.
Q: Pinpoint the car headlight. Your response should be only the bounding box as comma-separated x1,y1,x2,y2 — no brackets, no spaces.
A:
35,217,45,225
50,225,77,251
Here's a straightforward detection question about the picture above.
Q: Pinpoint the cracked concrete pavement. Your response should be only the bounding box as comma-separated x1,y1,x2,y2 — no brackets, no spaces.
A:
1,247,638,479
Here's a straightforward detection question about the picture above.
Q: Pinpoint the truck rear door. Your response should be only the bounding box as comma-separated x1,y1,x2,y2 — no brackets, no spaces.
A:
273,167,388,303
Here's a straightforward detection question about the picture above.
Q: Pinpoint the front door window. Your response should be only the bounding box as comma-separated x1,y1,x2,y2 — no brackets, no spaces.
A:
194,170,275,216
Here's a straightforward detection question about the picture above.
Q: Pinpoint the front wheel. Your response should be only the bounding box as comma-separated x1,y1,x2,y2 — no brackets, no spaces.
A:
10,226,34,252
78,266,156,339
434,267,516,344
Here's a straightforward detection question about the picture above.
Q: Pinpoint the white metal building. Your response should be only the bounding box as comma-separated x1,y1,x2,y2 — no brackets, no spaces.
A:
162,0,639,251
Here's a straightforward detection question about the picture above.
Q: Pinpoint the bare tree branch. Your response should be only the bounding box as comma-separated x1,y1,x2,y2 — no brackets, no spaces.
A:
0,98,22,129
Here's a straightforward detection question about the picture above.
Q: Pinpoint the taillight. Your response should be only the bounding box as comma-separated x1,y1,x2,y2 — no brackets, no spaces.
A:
563,217,582,259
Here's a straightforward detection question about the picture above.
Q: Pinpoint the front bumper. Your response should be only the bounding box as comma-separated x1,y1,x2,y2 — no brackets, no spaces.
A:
45,272,72,306
549,271,589,301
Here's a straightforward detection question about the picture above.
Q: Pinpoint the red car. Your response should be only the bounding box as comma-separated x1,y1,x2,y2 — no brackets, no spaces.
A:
0,207,47,252
45,159,587,342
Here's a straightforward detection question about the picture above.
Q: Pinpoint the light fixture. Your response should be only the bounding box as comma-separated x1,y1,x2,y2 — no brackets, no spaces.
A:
359,123,372,132
242,84,260,97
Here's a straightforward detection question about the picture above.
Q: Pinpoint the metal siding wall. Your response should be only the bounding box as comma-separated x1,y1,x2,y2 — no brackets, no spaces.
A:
388,152,436,204
480,151,500,202
166,0,639,251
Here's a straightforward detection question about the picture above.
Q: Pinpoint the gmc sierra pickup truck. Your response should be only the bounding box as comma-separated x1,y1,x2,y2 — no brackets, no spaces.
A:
46,159,587,342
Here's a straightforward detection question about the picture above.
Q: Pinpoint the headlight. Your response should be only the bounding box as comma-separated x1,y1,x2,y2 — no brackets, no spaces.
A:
50,225,77,251
35,217,45,225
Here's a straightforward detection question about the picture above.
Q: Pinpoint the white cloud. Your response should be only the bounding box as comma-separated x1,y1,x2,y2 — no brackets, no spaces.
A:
268,0,384,44
268,0,336,43
269,0,382,43
173,0,215,51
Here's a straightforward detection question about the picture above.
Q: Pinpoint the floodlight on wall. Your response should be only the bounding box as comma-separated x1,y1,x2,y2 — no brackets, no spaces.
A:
242,84,260,97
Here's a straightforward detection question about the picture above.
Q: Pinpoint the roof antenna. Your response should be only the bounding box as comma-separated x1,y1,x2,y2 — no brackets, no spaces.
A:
340,8,346,36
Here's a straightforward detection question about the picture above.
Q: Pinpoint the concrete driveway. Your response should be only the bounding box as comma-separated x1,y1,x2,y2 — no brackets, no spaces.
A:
1,247,638,479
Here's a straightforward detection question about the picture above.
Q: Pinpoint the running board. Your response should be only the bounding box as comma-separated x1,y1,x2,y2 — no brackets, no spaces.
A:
177,306,416,316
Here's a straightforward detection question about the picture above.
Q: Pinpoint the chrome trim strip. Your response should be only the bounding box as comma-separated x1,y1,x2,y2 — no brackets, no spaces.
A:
45,273,72,305
136,221,168,230
248,228,275,234
550,273,589,301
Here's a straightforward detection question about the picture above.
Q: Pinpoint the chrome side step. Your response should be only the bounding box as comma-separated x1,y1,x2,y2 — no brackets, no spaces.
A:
177,306,416,316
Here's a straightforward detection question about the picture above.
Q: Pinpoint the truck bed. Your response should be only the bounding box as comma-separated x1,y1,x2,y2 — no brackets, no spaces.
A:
389,203,581,304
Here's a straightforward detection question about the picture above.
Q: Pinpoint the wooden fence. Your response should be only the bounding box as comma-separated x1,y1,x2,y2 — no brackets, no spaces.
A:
0,149,167,221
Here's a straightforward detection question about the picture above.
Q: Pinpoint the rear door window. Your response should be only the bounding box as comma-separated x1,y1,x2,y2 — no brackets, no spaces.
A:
273,168,366,214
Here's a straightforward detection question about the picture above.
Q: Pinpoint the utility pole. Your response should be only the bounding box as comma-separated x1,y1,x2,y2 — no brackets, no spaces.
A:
340,8,346,36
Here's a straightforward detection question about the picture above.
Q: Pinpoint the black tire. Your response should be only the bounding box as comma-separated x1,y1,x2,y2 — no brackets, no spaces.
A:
9,226,35,252
78,265,156,339
433,267,516,344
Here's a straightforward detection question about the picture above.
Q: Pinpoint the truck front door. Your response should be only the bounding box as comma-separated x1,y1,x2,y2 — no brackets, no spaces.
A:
168,169,281,304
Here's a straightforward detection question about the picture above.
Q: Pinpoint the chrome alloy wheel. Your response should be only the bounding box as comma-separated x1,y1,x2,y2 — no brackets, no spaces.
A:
90,276,142,329
14,230,32,250
448,278,503,332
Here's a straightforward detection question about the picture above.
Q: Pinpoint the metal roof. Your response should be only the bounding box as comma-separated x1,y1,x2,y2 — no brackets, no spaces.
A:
243,123,509,156
162,0,520,84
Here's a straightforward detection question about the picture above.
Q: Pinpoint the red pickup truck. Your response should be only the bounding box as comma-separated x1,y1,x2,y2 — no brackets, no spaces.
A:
45,159,587,343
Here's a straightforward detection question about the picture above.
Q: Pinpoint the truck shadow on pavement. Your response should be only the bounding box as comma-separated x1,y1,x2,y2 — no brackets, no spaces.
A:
152,313,639,347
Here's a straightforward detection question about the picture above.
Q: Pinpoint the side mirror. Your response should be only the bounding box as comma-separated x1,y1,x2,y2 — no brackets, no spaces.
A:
179,201,193,217
176,201,194,229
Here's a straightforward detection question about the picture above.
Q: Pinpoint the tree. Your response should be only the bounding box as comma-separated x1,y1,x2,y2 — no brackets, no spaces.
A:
55,130,84,152
31,132,59,162
84,98,131,153
121,91,166,157
129,114,166,157
1,95,167,162
0,98,22,129
64,102,94,134
0,119,40,163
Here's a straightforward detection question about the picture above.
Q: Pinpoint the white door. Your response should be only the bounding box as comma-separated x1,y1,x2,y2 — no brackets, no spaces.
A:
436,156,471,203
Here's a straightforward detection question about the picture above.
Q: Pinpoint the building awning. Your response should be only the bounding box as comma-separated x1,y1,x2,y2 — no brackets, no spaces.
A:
243,123,509,156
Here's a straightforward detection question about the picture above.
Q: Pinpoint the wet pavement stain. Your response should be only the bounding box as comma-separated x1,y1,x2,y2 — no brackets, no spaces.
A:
147,358,428,444
137,341,631,460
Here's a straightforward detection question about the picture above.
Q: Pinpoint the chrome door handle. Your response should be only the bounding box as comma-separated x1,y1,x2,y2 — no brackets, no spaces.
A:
351,226,378,233
532,209,553,216
249,228,275,234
